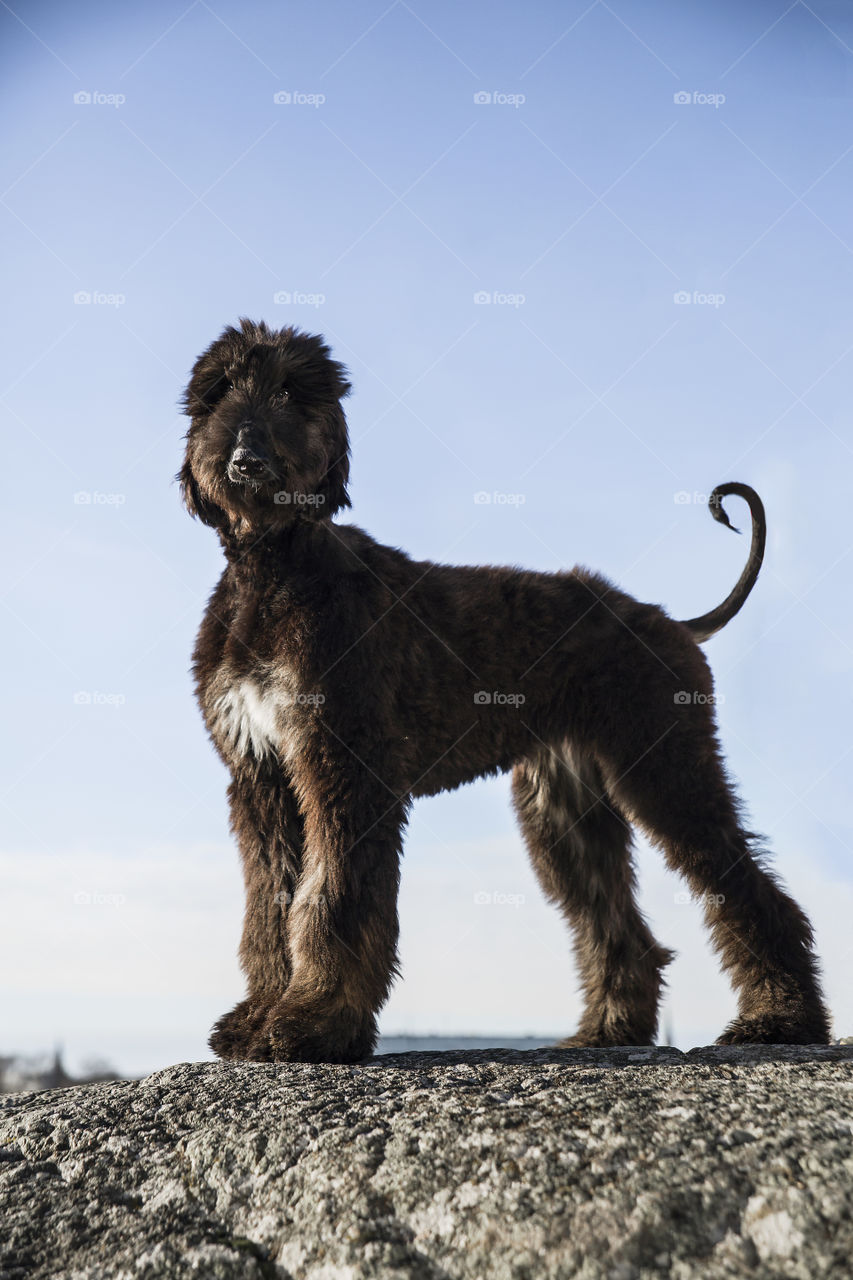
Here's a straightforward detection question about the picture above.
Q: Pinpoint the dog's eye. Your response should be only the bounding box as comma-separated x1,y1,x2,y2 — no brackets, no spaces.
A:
280,385,289,400
209,376,232,401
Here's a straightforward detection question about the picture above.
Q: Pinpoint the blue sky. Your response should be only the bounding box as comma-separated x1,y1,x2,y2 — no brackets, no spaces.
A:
2,0,852,1073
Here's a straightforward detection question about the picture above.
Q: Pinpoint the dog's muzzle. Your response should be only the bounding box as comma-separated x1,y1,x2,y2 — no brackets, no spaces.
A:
227,445,276,485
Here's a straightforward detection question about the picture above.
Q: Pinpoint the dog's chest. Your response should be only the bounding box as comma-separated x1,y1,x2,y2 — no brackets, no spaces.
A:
206,667,309,765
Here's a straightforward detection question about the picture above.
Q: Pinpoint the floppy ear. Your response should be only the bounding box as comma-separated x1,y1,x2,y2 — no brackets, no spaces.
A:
178,455,225,528
316,404,351,516
182,367,229,419
181,336,235,419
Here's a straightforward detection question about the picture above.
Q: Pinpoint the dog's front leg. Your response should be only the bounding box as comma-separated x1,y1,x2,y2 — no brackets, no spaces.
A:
209,767,304,1060
250,752,407,1063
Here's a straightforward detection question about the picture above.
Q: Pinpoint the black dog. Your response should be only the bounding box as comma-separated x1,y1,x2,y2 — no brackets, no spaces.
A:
179,318,830,1062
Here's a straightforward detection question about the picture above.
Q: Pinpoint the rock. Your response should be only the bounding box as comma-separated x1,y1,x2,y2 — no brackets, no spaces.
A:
1,1045,851,1279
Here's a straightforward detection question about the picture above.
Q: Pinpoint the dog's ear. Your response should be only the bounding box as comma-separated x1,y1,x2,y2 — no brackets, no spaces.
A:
182,364,230,419
178,455,225,528
181,333,237,419
317,404,351,516
326,355,351,402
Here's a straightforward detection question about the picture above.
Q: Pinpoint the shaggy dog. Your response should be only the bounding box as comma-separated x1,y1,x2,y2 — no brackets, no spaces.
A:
180,319,830,1063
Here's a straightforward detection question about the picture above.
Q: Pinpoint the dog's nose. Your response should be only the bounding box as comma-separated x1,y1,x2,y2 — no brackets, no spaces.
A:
230,447,269,478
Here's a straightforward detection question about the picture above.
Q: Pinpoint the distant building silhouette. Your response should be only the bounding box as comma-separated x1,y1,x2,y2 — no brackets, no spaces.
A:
0,1046,122,1094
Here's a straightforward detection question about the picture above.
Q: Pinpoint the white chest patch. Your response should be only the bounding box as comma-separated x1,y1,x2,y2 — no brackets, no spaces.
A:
212,678,282,760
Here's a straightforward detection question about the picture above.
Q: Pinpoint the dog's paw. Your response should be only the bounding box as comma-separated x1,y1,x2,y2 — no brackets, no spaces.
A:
209,998,275,1060
558,1031,656,1049
716,1011,831,1046
252,996,377,1064
558,1017,657,1049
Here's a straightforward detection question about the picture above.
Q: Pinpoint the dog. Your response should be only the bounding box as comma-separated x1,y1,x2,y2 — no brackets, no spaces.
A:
179,318,831,1062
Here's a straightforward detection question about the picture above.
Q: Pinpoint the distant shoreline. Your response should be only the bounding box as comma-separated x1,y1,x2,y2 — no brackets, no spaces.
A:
377,1034,557,1054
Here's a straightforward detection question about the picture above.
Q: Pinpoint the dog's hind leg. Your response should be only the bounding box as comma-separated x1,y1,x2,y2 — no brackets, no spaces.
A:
596,678,831,1045
512,743,674,1046
209,768,304,1060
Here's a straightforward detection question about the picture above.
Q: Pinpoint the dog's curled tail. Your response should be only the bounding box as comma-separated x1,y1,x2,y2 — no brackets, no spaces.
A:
681,482,767,643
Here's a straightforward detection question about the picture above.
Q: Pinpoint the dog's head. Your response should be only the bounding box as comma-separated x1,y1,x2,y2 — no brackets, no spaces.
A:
179,319,351,533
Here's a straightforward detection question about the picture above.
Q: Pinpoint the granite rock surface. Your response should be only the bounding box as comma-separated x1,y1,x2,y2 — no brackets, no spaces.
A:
2,1045,852,1279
